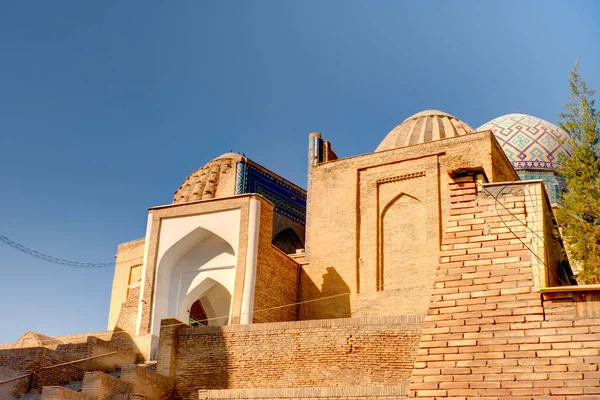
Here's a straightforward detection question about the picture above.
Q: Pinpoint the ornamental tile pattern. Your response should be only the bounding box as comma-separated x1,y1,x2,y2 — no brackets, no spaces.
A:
477,113,570,170
235,162,306,223
516,170,567,205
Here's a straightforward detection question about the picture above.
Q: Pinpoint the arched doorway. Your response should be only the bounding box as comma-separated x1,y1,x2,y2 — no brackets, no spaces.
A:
152,224,236,335
189,300,208,327
180,279,232,327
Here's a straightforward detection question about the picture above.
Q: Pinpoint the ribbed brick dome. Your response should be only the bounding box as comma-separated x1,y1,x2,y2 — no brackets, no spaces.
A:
173,153,242,204
376,110,473,152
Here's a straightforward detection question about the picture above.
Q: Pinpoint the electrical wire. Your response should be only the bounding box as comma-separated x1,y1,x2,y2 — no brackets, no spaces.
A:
482,181,573,287
0,178,575,349
5,286,415,349
0,235,113,268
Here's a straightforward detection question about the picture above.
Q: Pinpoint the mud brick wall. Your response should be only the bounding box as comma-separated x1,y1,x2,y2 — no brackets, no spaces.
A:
121,364,172,399
168,315,423,400
85,337,138,371
198,385,408,400
409,176,600,399
0,348,48,372
41,386,94,400
81,371,132,399
0,348,83,396
253,244,299,323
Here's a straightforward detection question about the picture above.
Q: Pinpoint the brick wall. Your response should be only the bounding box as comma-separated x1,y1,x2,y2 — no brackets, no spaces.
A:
113,286,141,336
156,318,181,382
253,240,299,323
108,238,145,331
81,371,133,399
408,175,600,398
0,347,48,372
167,315,423,400
304,131,518,321
121,363,172,399
198,385,407,400
41,386,94,400
85,337,138,371
0,347,84,393
0,335,137,397
31,351,85,394
0,348,71,397
0,366,28,399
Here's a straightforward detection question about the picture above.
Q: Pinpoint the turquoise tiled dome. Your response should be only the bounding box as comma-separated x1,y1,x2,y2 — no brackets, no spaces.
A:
477,113,570,170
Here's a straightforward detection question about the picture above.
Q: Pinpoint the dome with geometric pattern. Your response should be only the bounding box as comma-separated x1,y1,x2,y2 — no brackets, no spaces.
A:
376,110,473,152
477,113,570,170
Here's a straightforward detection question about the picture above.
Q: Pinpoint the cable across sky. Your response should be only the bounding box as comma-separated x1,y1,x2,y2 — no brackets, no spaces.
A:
0,235,113,269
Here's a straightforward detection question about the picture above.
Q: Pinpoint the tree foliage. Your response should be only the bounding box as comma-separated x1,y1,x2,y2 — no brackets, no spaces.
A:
556,61,600,284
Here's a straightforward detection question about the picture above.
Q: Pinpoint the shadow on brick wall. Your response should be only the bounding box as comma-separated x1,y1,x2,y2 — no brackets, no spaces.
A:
109,328,142,362
300,266,351,319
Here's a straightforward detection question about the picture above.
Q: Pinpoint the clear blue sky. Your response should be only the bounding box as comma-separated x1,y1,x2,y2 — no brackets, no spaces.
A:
1,1,599,343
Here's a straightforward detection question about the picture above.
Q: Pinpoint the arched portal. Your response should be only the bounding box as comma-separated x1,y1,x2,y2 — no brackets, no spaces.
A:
379,193,426,291
151,224,236,335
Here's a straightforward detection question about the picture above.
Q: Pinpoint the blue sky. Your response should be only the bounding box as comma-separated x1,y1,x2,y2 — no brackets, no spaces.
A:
1,1,599,343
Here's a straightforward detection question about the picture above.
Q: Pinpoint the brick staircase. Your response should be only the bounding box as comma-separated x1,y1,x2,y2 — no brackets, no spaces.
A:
38,364,170,400
0,335,171,400
19,369,120,400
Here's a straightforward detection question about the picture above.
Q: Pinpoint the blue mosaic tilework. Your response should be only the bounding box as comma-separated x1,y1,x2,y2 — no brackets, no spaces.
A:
517,170,567,205
235,162,306,223
478,114,570,170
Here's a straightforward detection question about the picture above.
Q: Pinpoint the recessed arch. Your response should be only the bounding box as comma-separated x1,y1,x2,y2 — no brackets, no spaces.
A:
151,223,236,335
378,192,425,291
272,227,304,254
178,278,232,326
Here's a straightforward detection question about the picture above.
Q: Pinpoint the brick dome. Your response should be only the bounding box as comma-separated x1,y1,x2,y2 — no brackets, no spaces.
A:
477,113,570,170
172,153,243,204
376,110,473,152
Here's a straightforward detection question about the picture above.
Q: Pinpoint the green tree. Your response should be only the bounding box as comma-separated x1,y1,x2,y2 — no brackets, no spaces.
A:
556,61,600,284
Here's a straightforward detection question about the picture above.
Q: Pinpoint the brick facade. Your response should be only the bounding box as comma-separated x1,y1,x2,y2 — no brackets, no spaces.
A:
163,315,423,400
198,386,407,400
108,238,145,331
121,363,172,399
303,131,518,321
6,126,600,400
81,371,133,399
409,175,599,399
41,386,94,400
0,336,137,398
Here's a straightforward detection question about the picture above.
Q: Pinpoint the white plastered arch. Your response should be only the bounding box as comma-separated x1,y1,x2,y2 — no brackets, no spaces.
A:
148,209,241,336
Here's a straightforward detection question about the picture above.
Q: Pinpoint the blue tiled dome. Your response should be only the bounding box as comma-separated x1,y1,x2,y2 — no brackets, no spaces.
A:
477,113,570,170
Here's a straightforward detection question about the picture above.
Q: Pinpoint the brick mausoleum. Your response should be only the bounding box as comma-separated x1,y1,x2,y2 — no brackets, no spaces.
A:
2,110,599,400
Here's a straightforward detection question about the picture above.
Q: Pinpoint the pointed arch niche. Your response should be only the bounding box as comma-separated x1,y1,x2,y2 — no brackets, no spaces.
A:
378,193,426,291
149,209,240,336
